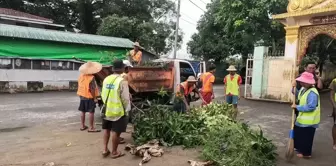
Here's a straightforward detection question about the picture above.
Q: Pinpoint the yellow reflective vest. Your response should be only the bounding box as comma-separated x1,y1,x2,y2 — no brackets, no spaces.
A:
296,88,320,126
225,74,239,96
101,75,125,119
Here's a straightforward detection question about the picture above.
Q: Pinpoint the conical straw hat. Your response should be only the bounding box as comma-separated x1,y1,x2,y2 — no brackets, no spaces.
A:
186,76,197,82
133,42,141,47
226,65,237,71
79,61,102,74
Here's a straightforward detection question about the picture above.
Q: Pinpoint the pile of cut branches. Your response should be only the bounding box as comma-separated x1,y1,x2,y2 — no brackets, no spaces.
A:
125,140,164,166
139,61,170,70
132,102,277,166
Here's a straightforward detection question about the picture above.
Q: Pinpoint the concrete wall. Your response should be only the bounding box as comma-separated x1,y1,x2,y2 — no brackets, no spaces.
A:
264,58,293,101
0,69,79,93
248,45,295,102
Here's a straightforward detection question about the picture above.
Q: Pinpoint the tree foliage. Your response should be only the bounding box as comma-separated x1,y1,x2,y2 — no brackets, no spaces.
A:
24,0,77,30
187,0,230,62
188,0,288,62
0,0,25,10
97,15,182,55
0,0,181,54
96,0,182,55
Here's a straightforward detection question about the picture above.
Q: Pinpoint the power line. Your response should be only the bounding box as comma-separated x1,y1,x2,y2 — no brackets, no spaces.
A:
180,12,198,22
197,0,207,5
180,17,197,26
155,0,178,22
188,0,206,12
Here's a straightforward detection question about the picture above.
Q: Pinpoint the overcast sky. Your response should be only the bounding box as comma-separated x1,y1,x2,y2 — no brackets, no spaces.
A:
168,0,211,59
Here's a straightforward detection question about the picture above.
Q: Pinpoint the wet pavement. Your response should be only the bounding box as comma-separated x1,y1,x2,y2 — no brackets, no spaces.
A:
0,86,335,166
0,92,79,130
0,86,225,130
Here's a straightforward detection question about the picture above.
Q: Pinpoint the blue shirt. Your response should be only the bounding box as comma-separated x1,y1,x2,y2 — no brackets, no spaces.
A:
294,88,319,128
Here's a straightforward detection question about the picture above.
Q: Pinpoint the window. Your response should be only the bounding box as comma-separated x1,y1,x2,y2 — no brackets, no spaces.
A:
51,61,73,70
16,22,29,27
0,58,12,69
14,59,31,69
180,62,195,82
33,60,51,70
74,62,83,70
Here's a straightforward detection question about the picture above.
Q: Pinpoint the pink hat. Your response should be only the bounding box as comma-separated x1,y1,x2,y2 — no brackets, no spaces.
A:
296,72,315,85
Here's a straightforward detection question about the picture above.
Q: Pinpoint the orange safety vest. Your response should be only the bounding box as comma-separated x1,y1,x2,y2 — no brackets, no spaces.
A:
201,72,214,93
176,81,194,97
77,74,99,99
130,50,142,62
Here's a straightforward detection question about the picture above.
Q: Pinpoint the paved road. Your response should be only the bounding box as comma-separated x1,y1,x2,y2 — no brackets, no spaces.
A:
0,92,79,130
0,86,335,166
0,86,225,129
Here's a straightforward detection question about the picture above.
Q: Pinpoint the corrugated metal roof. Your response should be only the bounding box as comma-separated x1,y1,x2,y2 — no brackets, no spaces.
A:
0,24,134,48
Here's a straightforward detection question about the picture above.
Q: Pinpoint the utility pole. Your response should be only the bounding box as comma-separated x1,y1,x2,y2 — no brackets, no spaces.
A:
173,0,181,59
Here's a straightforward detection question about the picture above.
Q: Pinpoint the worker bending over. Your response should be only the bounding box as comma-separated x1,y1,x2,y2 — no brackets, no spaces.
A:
174,76,203,113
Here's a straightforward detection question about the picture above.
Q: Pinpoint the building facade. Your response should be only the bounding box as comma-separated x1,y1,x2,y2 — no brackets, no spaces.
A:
0,9,158,93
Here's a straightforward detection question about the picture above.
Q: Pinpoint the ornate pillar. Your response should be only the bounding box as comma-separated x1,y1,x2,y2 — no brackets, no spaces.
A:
284,25,300,102
284,26,300,60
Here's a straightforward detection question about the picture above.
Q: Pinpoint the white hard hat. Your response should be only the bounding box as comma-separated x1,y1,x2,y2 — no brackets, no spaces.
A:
123,60,133,67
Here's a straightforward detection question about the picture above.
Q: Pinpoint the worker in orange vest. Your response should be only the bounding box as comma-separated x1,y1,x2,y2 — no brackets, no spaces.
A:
128,42,142,66
174,76,203,113
223,65,242,119
200,64,216,105
77,61,102,132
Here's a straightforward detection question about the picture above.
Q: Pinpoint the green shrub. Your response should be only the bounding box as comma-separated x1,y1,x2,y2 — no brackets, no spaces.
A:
201,119,277,166
132,102,277,165
132,104,205,147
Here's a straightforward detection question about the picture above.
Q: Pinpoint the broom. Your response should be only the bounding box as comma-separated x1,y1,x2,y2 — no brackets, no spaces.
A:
285,87,296,161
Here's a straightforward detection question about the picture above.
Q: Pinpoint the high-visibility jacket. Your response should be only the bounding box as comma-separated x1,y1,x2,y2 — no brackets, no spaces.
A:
77,74,99,99
176,81,194,97
225,74,239,96
130,50,142,62
101,75,125,119
296,88,320,126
